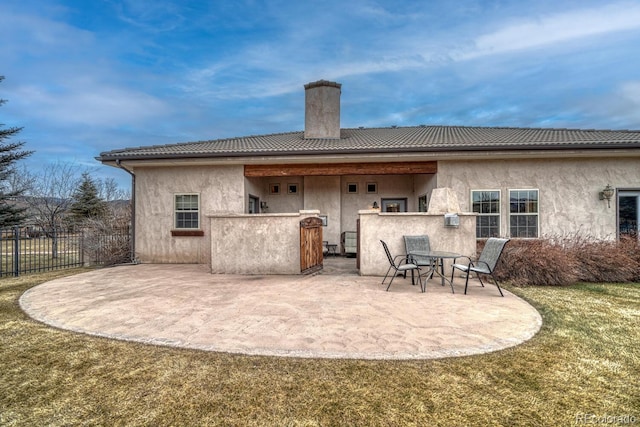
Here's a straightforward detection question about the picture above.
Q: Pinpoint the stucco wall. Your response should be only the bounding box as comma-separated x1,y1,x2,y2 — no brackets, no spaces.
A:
358,211,477,276
131,156,639,268
209,211,319,274
340,174,417,232
134,165,245,263
254,174,434,245
304,176,341,245
437,158,640,240
414,174,437,209
257,176,304,213
244,177,264,213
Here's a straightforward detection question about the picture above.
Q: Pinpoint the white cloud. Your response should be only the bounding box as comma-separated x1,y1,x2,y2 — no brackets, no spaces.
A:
13,83,171,127
3,0,640,175
0,3,172,129
184,2,640,104
459,2,640,60
602,81,640,128
0,4,94,55
109,0,186,32
620,81,640,102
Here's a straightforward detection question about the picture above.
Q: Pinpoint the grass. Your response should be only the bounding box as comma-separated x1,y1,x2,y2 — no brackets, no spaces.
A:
1,271,639,426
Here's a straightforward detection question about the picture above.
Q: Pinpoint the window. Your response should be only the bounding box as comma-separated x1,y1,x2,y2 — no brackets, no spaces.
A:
472,190,500,238
347,183,358,194
288,183,298,194
381,198,407,212
367,182,377,193
509,189,538,238
175,194,199,229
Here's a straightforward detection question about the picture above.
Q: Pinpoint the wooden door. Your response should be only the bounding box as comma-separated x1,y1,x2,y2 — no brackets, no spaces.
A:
300,217,323,274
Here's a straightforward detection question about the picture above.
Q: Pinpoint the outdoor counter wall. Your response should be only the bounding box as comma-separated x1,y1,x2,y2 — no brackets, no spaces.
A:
207,209,476,276
358,211,477,276
208,210,320,274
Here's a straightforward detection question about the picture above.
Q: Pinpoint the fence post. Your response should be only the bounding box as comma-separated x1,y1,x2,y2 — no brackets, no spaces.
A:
13,226,20,277
80,229,85,266
52,226,58,259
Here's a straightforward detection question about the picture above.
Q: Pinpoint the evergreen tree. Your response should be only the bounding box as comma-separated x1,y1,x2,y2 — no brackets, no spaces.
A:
0,76,33,227
70,172,107,222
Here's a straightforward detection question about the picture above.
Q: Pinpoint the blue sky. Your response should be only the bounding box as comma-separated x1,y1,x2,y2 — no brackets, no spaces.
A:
2,0,640,190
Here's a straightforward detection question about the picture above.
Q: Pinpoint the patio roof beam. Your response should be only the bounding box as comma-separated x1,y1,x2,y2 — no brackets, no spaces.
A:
244,161,437,177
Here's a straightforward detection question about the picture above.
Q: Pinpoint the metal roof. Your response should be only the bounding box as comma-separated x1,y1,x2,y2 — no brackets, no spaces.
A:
97,125,640,161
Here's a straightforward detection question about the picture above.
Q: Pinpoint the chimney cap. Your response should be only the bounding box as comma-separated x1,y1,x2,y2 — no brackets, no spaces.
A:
304,80,341,90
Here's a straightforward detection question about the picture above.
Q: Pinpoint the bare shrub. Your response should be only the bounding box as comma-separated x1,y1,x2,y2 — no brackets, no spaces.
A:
492,239,579,286
82,225,131,266
570,236,638,283
486,235,640,286
81,202,132,266
618,235,640,282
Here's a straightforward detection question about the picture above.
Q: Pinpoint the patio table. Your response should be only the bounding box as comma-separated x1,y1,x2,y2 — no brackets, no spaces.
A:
408,250,463,293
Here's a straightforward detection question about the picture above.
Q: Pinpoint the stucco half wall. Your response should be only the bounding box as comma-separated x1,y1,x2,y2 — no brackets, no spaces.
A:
358,211,477,276
209,210,320,274
209,210,477,276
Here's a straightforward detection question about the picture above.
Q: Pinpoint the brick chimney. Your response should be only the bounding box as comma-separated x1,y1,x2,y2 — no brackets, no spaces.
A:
304,80,341,139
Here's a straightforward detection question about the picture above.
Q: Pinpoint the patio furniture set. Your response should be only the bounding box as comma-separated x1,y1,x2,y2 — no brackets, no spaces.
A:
381,236,509,296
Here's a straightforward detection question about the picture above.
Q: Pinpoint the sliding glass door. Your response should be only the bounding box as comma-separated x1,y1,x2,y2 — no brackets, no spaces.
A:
618,191,639,238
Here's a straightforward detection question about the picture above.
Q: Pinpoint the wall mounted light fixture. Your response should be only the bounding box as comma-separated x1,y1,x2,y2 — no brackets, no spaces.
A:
599,184,614,208
372,201,379,210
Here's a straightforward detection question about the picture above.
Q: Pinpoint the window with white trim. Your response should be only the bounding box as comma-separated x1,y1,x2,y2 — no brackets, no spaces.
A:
509,189,538,238
175,194,199,229
472,190,500,238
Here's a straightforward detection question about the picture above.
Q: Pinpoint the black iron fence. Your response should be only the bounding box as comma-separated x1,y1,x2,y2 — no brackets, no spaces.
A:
0,226,131,278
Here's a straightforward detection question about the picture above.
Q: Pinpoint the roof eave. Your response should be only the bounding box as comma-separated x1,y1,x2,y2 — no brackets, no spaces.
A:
97,142,640,163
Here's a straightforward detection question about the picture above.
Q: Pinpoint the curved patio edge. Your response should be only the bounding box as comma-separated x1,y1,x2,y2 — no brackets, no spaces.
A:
19,264,542,360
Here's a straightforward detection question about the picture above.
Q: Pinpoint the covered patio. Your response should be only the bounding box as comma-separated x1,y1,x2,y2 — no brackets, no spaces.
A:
20,263,542,360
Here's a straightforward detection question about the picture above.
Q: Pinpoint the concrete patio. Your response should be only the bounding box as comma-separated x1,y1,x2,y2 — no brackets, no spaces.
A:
19,260,542,360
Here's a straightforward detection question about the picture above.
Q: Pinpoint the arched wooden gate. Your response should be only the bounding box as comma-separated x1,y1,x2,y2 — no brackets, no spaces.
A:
300,217,323,274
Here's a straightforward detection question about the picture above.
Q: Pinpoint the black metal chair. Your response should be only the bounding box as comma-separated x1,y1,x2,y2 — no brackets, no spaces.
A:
450,238,509,296
380,240,423,292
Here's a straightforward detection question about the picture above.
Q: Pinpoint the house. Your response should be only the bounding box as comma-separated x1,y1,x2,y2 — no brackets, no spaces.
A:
98,80,640,275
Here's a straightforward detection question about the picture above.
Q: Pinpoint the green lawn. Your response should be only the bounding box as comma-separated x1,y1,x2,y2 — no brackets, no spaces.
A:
1,270,638,426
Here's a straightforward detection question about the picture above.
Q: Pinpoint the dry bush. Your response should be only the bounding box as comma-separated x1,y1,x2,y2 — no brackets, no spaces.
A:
492,239,579,286
81,210,132,266
487,235,640,286
618,235,640,282
83,228,131,266
82,226,131,266
570,236,638,283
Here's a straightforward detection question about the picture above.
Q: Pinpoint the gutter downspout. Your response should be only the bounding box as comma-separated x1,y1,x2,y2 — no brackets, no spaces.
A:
115,159,136,263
